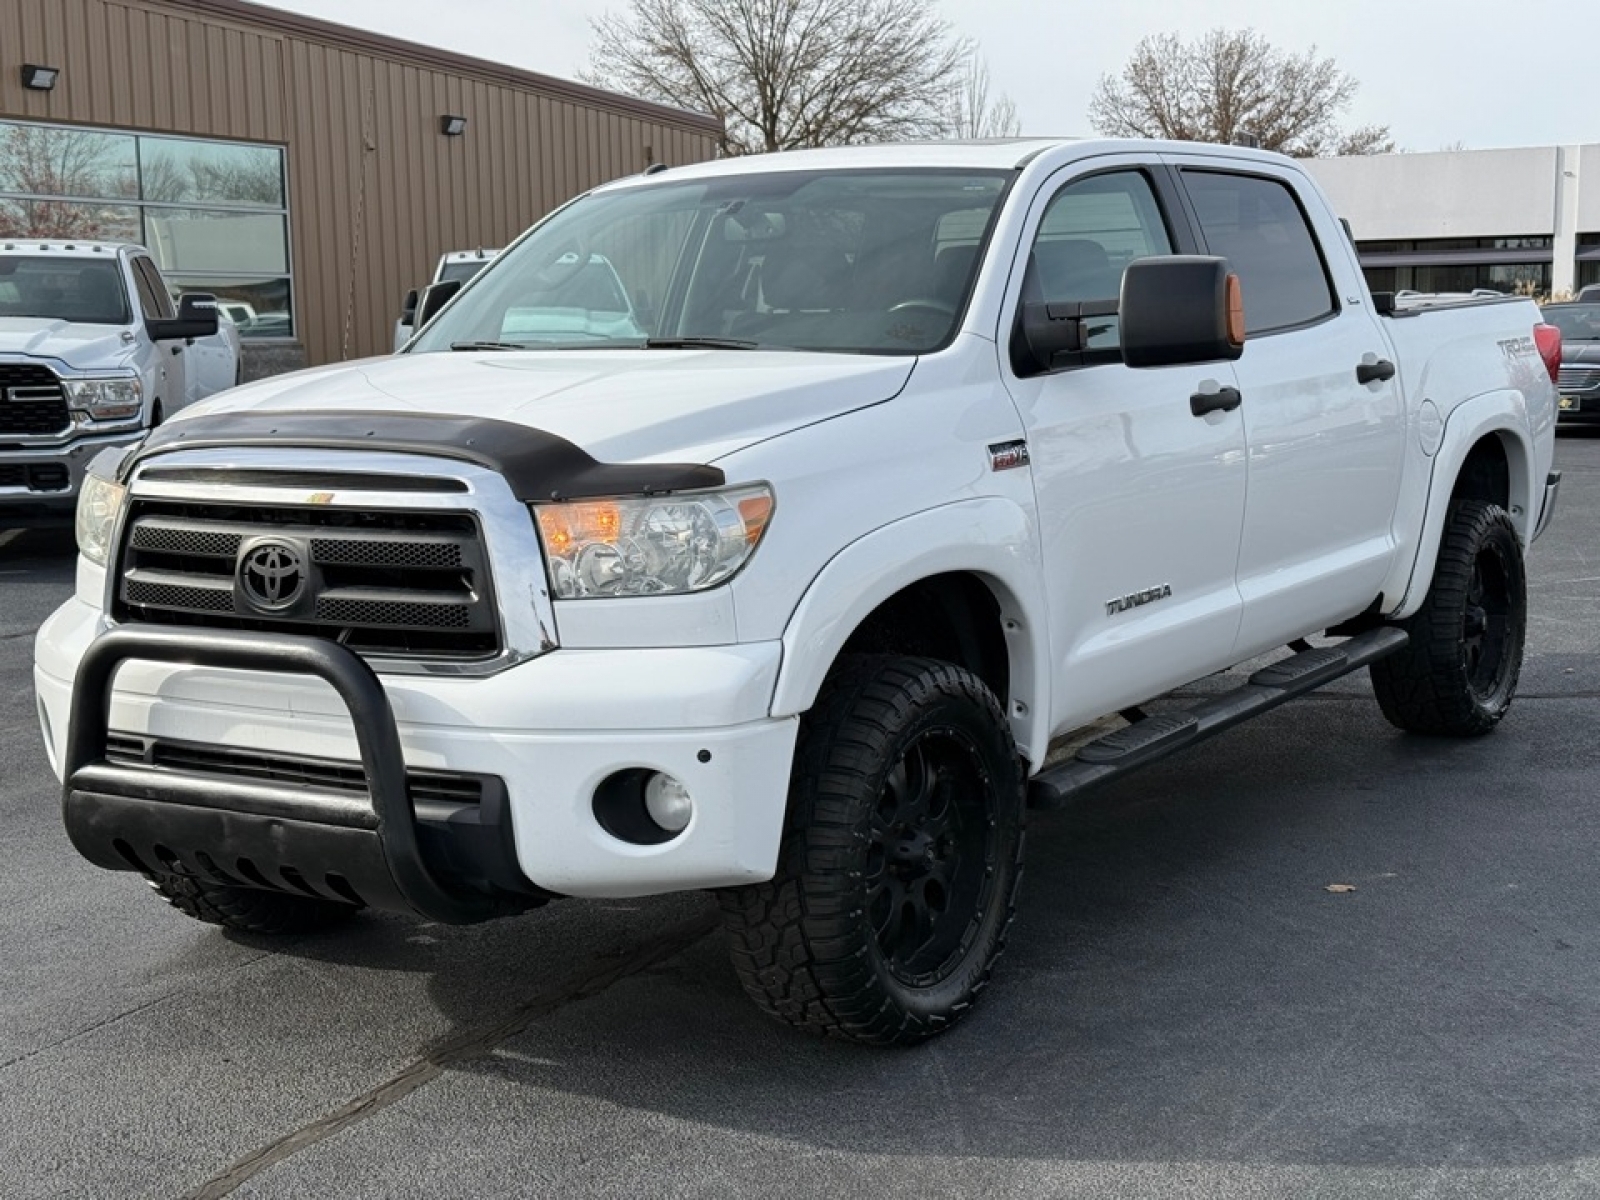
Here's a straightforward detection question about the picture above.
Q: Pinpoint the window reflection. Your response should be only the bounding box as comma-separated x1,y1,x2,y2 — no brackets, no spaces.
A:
137,136,283,208
0,123,137,199
0,121,292,339
144,209,288,274
0,198,139,243
165,275,292,338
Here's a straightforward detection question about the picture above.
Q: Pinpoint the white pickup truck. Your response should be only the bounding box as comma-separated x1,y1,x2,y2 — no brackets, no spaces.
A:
0,240,239,524
36,140,1561,1044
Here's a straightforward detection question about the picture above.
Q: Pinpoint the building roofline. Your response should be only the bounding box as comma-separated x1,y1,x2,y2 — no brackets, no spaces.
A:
149,0,725,136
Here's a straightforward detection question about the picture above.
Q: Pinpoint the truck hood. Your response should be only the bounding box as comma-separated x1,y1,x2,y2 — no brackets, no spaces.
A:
0,318,135,368
178,349,916,463
1562,342,1600,366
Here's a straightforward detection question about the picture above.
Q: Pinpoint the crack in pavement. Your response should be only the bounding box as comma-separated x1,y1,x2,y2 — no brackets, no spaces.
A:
0,949,280,1074
180,908,722,1200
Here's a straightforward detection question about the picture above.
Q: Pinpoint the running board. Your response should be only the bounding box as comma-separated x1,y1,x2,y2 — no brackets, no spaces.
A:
1027,626,1410,810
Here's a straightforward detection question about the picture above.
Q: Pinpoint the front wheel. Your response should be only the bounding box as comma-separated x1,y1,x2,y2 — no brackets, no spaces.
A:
719,655,1025,1045
1370,498,1526,736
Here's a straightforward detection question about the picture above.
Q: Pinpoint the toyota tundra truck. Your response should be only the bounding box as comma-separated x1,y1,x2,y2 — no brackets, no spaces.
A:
0,240,240,524
35,140,1562,1044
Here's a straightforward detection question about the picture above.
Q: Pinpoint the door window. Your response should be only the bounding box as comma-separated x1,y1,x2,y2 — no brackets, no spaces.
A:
1024,171,1174,353
130,257,174,320
1181,170,1336,334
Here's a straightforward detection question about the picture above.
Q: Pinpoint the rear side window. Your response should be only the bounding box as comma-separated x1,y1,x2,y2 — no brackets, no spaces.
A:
1181,170,1336,334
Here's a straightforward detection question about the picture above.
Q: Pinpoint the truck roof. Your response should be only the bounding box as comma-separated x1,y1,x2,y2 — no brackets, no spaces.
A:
0,239,140,258
596,137,1300,189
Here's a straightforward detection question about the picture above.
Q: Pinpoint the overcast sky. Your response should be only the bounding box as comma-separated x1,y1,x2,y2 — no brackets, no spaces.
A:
256,0,1588,153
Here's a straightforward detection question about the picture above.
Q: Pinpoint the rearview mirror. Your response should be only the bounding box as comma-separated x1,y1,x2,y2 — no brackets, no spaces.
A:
1119,256,1244,368
416,279,462,328
149,293,219,341
400,288,419,323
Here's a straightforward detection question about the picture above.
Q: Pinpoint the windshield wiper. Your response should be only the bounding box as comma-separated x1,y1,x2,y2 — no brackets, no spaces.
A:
449,340,530,351
643,336,762,350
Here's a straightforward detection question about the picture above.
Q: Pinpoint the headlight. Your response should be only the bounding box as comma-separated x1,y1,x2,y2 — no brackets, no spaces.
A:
533,485,774,599
65,376,143,421
75,468,128,567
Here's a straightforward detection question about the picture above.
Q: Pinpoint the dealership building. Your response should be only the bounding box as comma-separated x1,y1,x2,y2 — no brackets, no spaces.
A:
1305,143,1600,299
1,0,721,374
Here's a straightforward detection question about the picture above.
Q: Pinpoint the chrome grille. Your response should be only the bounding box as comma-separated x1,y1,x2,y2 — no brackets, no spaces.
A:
0,363,69,436
114,499,500,659
1558,365,1600,393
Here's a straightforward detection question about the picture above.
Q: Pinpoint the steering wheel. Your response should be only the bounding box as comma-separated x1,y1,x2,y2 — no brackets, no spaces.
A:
886,297,957,319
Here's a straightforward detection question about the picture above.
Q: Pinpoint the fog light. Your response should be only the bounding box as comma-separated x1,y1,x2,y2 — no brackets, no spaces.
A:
644,773,693,834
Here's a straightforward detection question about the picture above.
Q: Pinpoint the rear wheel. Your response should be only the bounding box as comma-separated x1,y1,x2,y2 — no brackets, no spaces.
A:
149,874,360,935
719,655,1025,1044
1370,498,1526,735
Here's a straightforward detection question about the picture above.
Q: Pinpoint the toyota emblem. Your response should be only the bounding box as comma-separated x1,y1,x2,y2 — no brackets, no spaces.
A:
237,539,306,612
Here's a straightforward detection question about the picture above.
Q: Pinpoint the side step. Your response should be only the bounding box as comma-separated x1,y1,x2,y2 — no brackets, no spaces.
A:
1027,626,1410,810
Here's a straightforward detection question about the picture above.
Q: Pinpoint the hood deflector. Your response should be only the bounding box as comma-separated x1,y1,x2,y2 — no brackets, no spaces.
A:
122,410,726,501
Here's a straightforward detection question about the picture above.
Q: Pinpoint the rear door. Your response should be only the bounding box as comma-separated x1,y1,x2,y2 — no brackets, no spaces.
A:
996,156,1249,733
1163,156,1407,655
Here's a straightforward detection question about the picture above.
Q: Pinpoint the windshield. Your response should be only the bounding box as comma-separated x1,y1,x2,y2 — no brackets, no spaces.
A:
408,169,1013,355
1543,304,1600,342
0,255,131,325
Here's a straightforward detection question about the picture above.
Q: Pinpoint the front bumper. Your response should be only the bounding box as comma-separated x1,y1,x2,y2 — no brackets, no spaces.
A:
1,431,142,524
37,600,798,913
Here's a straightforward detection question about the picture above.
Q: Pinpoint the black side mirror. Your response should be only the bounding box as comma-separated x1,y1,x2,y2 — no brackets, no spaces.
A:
416,279,462,329
149,293,219,341
400,288,419,323
1119,256,1244,368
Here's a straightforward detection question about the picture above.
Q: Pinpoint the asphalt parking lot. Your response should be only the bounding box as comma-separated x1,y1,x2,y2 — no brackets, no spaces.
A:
3,433,1599,1200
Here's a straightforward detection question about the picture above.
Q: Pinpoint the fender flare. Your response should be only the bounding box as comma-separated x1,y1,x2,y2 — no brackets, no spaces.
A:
769,497,1053,769
1390,390,1535,619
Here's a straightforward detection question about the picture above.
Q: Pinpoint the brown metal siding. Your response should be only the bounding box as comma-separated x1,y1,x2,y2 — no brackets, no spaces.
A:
1,0,722,366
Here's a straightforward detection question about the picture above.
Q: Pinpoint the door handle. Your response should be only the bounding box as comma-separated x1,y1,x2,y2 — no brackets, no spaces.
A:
1356,358,1395,384
1190,386,1242,417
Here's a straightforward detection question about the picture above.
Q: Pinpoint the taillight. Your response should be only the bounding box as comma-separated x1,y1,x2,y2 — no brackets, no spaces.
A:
1534,323,1561,385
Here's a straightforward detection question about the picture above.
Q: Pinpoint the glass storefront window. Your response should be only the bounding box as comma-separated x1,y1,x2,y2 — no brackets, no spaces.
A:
0,198,139,243
165,275,292,338
143,209,288,275
0,120,292,339
0,123,136,200
137,136,284,208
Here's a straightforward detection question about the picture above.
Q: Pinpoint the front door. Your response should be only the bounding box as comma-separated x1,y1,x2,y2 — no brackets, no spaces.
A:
997,159,1249,735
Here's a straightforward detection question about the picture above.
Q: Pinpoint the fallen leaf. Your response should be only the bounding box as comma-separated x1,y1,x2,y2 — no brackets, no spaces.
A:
1324,883,1357,894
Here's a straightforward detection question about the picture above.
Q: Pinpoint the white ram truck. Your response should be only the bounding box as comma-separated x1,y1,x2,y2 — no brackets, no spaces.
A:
35,141,1562,1044
0,240,239,524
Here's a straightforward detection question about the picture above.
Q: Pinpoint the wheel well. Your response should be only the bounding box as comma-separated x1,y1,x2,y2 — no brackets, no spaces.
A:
1451,434,1510,510
837,573,1008,703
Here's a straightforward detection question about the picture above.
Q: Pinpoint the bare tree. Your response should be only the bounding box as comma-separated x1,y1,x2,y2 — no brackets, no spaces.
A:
587,0,970,156
945,54,1020,139
1088,29,1392,157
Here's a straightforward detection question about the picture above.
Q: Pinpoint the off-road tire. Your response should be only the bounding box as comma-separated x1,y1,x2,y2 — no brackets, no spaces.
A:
719,655,1025,1045
1370,498,1526,736
149,874,360,935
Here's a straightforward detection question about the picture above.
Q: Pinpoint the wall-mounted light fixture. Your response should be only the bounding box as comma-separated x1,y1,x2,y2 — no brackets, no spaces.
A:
21,63,60,91
439,115,467,137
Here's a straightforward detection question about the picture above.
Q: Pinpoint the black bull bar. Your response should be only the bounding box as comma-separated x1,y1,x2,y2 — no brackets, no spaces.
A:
62,626,525,924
